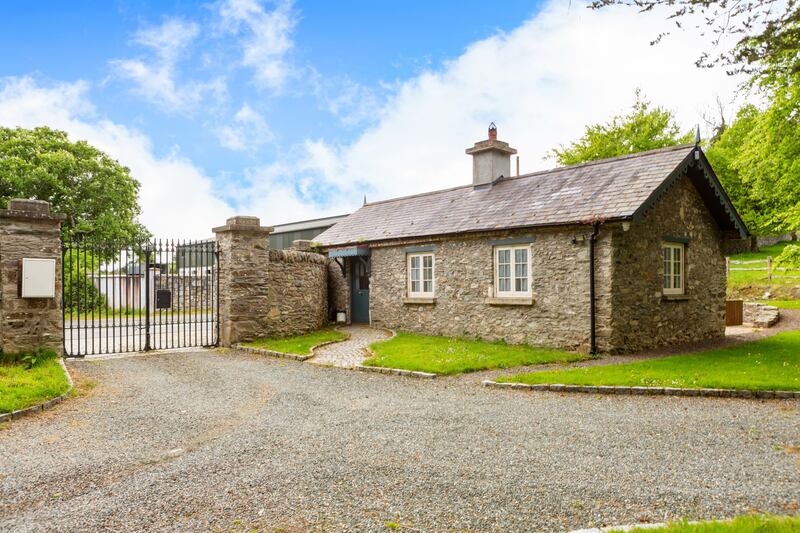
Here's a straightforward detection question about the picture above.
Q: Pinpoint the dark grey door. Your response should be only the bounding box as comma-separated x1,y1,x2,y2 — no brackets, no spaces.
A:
351,257,370,323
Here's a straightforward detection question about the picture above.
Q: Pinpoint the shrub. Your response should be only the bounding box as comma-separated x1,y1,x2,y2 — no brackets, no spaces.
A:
774,243,800,269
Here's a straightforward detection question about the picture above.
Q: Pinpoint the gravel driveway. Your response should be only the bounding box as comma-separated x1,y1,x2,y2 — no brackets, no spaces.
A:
1,350,798,532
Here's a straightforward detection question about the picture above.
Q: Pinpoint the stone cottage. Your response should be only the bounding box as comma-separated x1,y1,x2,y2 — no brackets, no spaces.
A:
316,126,748,353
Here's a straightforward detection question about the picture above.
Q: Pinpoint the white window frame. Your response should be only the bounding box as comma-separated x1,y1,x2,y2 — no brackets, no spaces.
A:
662,242,685,295
407,252,435,297
494,245,532,298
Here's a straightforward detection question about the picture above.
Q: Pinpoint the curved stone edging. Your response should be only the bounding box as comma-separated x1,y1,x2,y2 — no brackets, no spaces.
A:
483,380,800,399
233,331,353,361
354,364,436,379
0,358,74,423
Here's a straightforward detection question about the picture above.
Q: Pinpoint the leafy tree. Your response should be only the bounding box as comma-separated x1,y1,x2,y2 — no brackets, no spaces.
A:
0,126,148,242
705,81,800,234
550,90,693,165
589,0,799,85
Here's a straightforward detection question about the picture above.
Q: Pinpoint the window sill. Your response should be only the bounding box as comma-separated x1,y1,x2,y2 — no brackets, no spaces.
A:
403,297,436,305
662,294,690,302
484,297,534,306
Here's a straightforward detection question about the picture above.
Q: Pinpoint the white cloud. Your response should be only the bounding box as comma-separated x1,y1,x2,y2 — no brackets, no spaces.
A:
111,18,227,112
0,76,234,237
216,0,296,90
216,103,273,151
313,73,384,127
287,0,751,215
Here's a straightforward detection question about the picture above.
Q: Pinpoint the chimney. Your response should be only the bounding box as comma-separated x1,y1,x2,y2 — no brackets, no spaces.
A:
465,123,517,188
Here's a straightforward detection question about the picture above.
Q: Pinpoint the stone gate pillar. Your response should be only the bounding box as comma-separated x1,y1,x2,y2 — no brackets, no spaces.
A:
0,199,66,355
212,216,273,347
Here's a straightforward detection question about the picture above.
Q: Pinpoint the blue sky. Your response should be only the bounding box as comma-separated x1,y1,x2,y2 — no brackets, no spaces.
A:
0,0,746,236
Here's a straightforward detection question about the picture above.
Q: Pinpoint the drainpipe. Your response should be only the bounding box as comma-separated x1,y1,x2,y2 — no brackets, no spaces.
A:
588,223,600,355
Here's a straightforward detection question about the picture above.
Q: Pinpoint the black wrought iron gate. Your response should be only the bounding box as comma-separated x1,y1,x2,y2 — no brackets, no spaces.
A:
62,238,219,357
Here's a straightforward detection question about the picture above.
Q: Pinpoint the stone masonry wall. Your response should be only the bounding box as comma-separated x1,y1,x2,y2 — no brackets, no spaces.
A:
368,226,613,352
610,174,726,351
214,216,329,345
262,249,328,337
0,200,65,355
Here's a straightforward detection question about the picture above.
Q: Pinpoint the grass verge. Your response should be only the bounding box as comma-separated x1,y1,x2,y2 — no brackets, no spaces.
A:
758,299,800,309
1,355,70,414
242,329,347,355
363,332,587,375
498,330,800,391
610,514,800,532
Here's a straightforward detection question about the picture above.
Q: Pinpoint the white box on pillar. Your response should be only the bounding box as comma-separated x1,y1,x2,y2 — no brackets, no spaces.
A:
21,258,56,298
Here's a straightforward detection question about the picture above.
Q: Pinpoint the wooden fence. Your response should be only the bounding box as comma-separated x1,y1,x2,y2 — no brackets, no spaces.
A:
726,256,800,282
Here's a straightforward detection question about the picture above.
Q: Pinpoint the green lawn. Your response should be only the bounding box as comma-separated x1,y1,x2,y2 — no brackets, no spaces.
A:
0,357,71,414
610,514,800,532
363,332,587,375
241,329,347,355
498,330,800,390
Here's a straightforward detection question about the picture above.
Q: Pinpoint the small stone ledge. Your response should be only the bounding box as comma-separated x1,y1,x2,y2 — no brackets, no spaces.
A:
233,344,315,361
402,297,436,305
484,297,534,306
482,380,800,399
661,294,691,302
355,364,437,379
0,358,74,424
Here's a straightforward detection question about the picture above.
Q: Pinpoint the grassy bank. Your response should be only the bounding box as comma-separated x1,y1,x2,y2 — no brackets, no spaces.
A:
611,514,800,532
498,330,800,391
1,351,70,414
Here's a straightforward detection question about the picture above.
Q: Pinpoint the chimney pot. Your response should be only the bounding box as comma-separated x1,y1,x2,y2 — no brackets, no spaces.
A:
488,122,497,141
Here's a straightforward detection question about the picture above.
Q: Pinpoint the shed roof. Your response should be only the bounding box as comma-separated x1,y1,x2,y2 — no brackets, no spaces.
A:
316,144,747,247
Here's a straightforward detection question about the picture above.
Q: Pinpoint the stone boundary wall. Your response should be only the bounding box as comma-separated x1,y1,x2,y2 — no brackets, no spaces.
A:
262,249,328,338
213,216,329,346
153,273,216,312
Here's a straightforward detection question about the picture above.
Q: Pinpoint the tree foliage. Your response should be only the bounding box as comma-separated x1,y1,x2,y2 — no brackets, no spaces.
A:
0,126,148,242
550,90,693,166
705,80,800,234
775,244,800,268
590,0,800,85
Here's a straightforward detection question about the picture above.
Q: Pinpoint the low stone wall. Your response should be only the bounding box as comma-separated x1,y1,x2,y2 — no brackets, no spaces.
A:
744,302,780,328
212,216,332,346
262,249,328,337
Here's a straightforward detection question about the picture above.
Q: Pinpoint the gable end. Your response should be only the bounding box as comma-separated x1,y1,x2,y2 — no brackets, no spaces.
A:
631,147,748,238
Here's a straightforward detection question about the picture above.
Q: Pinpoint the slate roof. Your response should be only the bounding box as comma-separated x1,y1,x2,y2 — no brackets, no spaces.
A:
316,144,745,247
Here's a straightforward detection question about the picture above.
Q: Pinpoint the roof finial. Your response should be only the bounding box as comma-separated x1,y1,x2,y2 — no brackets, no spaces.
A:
363,195,367,206
695,125,701,146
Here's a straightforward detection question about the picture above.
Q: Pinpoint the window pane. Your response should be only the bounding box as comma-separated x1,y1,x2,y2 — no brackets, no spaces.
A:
663,247,672,289
514,248,528,292
497,249,513,292
411,280,420,292
423,280,432,293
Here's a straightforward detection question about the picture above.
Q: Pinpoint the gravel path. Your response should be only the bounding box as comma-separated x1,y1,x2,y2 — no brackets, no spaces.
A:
308,325,392,368
1,350,798,532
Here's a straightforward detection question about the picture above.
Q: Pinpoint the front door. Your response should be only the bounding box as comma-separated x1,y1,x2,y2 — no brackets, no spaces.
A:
351,257,370,323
